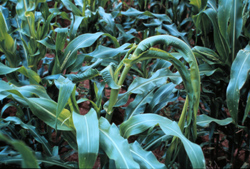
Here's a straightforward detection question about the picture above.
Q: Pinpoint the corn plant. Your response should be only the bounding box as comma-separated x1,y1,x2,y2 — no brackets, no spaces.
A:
190,0,250,166
2,0,249,168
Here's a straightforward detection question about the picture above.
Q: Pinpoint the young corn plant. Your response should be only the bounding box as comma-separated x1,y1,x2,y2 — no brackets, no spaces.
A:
190,0,250,167
1,28,207,168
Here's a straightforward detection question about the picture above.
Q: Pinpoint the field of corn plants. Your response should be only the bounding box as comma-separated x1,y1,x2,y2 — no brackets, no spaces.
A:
0,0,250,168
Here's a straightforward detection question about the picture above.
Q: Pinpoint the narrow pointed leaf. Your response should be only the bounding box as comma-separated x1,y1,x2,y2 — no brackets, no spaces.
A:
228,0,243,61
196,114,232,127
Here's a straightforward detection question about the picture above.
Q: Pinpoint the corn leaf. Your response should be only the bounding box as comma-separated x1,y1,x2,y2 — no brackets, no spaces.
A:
227,48,250,124
120,114,206,169
60,32,103,71
99,117,140,168
73,109,99,168
196,114,232,127
54,76,75,130
0,132,39,168
100,63,120,90
129,141,166,169
4,116,53,156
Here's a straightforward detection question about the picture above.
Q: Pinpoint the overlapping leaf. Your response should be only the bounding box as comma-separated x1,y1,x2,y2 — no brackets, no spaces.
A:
120,114,206,168
129,141,166,169
99,117,140,168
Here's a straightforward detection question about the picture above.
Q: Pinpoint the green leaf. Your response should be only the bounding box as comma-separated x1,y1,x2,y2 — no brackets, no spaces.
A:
148,83,176,113
55,28,68,53
124,90,154,120
190,0,208,13
0,152,76,168
99,117,140,168
73,109,99,168
66,68,99,83
218,0,231,43
162,24,189,45
130,141,166,169
60,32,104,71
100,63,120,90
0,132,39,168
37,37,56,50
199,63,221,76
203,8,230,62
196,114,232,127
192,46,224,65
120,114,206,169
228,0,243,61
54,76,75,130
61,0,82,16
227,48,250,124
4,116,53,156
243,91,250,123
0,63,41,84
106,69,180,109
27,98,74,131
70,15,84,40
98,6,115,35
87,43,130,59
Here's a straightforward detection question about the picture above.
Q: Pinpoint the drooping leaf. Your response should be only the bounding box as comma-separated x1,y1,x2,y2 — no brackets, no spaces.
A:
120,114,206,169
0,132,39,168
60,32,103,71
87,43,130,59
99,117,140,168
196,114,232,127
4,116,53,156
73,109,99,168
0,62,41,84
65,68,99,83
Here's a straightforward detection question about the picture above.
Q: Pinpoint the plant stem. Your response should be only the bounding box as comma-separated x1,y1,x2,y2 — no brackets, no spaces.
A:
105,64,132,123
